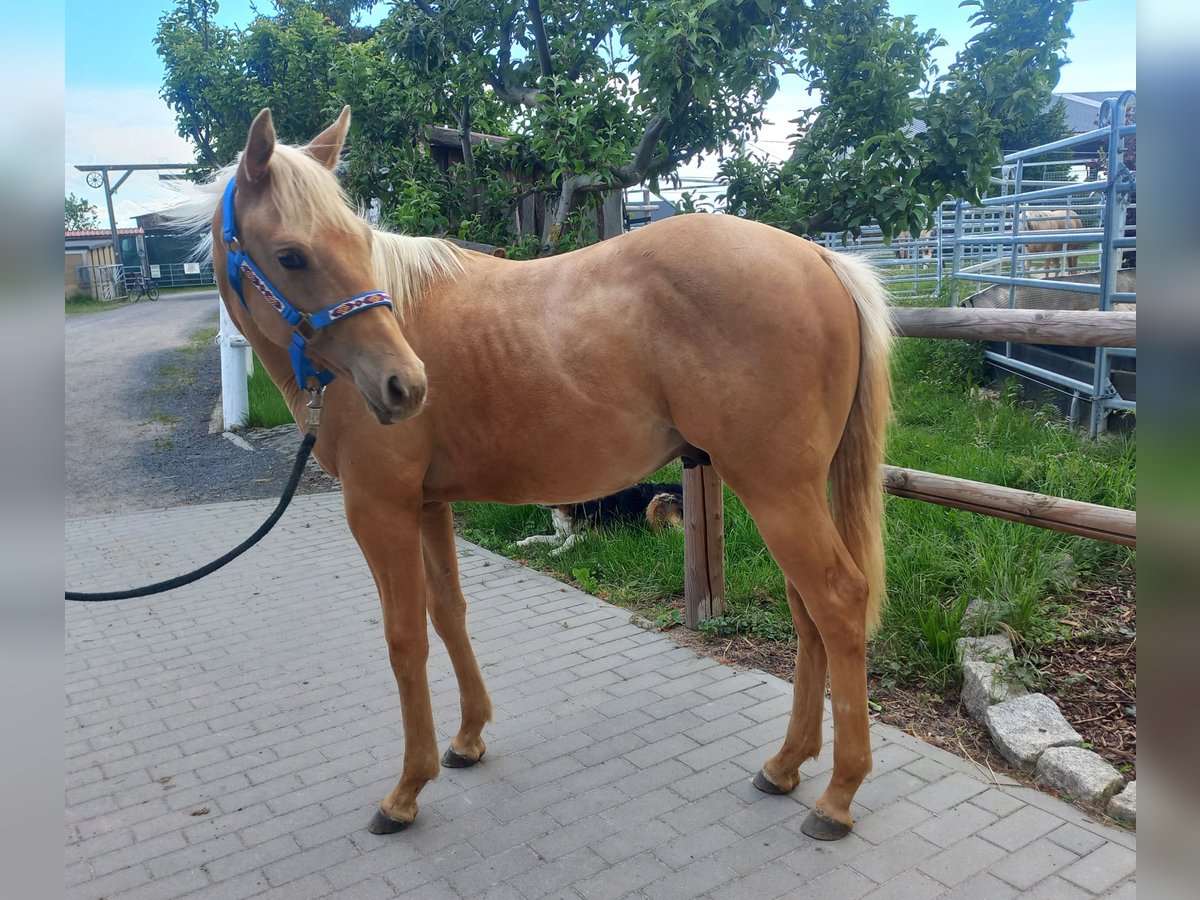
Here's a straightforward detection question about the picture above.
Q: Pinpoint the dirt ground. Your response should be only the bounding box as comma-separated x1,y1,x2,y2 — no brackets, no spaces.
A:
65,292,336,519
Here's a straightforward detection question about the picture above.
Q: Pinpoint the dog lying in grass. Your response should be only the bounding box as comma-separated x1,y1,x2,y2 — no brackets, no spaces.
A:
516,482,684,555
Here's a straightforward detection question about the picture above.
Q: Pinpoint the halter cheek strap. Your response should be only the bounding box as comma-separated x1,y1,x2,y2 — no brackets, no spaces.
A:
221,176,393,390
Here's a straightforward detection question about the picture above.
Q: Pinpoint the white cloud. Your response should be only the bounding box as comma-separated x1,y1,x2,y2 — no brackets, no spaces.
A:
65,85,197,227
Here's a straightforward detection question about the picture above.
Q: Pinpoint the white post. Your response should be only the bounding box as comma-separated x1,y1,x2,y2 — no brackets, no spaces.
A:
218,299,250,431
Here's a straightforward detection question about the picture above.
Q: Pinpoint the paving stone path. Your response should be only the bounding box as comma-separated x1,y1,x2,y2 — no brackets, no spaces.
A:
65,493,1135,899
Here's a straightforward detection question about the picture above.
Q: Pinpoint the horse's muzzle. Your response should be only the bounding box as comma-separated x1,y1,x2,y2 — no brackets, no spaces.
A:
363,371,427,424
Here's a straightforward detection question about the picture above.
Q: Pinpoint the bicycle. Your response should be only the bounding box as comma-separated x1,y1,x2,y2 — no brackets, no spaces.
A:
129,273,161,302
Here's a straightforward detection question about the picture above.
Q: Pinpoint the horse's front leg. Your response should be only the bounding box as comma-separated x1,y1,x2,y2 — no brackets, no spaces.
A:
421,502,492,767
345,492,439,834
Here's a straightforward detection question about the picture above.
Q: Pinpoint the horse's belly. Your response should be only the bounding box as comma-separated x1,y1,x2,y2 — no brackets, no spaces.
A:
421,413,682,505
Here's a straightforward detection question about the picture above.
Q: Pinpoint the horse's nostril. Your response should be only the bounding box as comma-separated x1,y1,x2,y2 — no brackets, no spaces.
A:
386,375,408,408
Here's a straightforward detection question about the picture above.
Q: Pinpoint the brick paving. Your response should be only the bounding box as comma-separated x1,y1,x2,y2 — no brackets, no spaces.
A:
66,493,1135,898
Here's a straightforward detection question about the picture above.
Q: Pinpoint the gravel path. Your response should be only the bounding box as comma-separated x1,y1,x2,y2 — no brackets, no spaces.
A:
65,291,338,519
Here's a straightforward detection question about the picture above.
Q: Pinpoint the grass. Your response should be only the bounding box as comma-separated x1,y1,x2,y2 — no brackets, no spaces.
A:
245,353,295,429
65,293,135,316
141,327,220,421
454,335,1135,692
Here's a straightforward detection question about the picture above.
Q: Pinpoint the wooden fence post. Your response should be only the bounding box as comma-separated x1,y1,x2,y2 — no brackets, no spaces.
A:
684,464,725,629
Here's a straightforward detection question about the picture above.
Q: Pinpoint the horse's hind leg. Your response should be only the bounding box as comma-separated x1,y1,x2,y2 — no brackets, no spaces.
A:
738,485,873,840
754,581,828,796
421,502,492,767
345,494,440,834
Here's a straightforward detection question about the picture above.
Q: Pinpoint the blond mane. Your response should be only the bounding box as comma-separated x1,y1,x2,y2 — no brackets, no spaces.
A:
162,143,466,318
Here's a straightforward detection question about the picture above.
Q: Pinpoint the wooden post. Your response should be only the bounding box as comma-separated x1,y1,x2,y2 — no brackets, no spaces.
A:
684,464,725,628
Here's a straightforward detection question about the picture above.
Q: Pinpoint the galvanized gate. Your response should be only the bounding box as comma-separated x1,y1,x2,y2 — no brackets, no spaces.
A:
817,90,1136,436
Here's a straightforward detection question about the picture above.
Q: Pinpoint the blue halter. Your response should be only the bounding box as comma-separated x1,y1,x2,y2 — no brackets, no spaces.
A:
221,176,393,390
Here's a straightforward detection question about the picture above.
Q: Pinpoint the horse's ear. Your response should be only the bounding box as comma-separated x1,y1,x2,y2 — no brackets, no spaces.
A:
241,108,276,184
306,106,351,171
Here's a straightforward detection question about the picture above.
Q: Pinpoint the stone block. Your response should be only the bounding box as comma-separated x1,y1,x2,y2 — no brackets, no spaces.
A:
1107,780,1136,825
961,597,1002,633
1035,746,1125,806
961,660,1027,722
984,694,1082,770
956,633,1014,665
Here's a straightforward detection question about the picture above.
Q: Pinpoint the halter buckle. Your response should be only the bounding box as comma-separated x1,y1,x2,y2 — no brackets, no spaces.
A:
305,385,326,432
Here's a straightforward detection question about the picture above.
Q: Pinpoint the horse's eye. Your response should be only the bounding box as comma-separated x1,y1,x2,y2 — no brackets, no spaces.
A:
278,250,307,270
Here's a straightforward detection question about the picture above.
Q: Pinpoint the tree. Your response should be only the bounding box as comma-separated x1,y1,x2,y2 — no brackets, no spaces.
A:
344,0,811,249
157,0,1075,251
159,0,808,251
65,193,100,231
156,0,368,168
719,0,1076,240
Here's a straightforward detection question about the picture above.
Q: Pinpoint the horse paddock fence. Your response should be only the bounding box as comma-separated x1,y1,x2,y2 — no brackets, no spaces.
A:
683,301,1137,625
812,90,1136,439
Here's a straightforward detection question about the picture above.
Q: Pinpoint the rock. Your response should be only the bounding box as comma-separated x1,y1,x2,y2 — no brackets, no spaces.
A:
961,597,1001,634
956,633,1015,665
961,659,1027,722
957,633,1025,722
984,693,1083,770
1107,780,1136,825
1035,746,1125,806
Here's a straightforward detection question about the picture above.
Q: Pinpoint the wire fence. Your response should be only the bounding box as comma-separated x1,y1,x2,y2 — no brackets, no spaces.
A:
72,262,219,301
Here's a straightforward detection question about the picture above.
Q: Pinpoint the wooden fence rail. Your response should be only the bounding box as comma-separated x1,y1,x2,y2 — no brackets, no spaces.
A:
888,307,1136,347
882,465,1136,547
682,305,1136,627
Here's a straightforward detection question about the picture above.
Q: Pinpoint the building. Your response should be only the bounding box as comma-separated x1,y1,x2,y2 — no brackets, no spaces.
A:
65,227,144,299
134,212,215,288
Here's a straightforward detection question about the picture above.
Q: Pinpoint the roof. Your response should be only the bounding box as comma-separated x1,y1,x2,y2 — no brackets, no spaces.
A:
66,227,143,239
1053,92,1133,134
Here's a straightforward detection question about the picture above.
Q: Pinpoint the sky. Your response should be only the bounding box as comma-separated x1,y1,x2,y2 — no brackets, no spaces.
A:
63,0,1138,228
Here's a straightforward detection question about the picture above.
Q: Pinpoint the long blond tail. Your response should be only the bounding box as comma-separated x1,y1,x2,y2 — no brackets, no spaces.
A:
814,246,893,633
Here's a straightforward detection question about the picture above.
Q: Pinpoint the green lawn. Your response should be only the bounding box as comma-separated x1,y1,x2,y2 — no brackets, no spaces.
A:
245,353,295,429
65,293,136,316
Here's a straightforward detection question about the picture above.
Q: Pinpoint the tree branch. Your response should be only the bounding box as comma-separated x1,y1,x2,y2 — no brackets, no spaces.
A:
487,11,541,109
527,0,554,78
618,116,669,182
453,97,481,215
544,129,668,251
486,76,541,107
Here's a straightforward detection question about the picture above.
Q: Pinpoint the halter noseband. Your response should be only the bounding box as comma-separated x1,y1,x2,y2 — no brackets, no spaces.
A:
221,175,393,390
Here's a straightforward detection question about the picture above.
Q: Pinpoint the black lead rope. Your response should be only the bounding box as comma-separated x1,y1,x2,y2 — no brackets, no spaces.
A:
67,387,327,603
66,433,316,602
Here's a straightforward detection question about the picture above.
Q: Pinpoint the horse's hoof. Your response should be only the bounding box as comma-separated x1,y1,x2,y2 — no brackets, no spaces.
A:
441,746,484,768
367,808,410,835
801,809,852,841
752,769,789,795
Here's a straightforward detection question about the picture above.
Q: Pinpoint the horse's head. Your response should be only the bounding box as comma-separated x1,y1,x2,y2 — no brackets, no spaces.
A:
214,107,427,424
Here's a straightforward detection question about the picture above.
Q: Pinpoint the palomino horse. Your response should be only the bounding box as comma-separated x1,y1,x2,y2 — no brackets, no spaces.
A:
894,229,932,260
176,108,892,841
1023,208,1085,274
